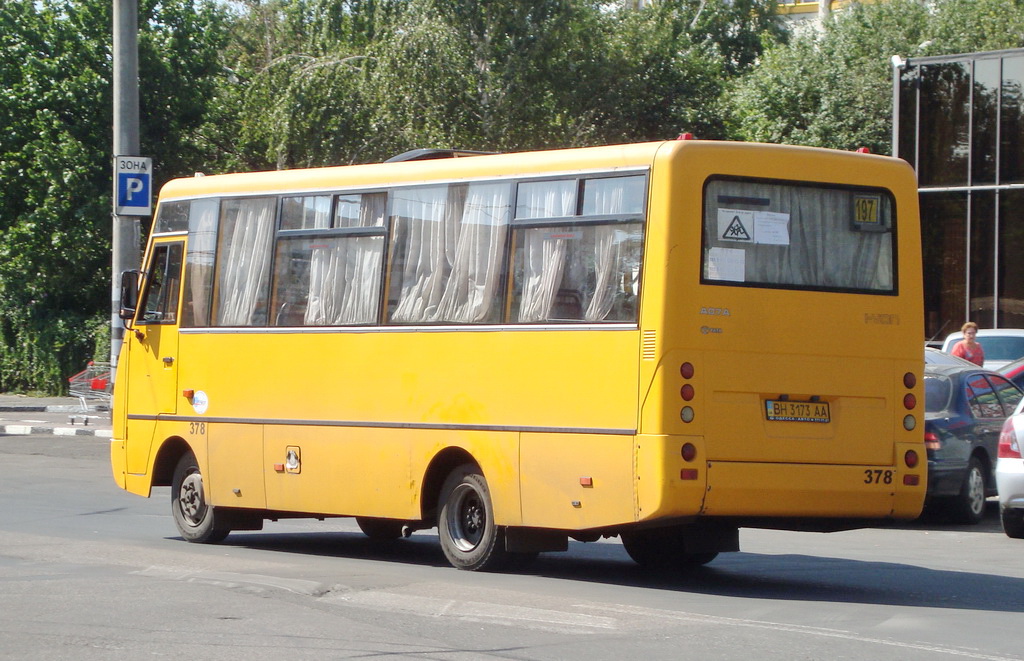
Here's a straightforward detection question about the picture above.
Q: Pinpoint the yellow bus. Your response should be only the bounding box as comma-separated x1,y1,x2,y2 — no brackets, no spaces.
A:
112,138,926,571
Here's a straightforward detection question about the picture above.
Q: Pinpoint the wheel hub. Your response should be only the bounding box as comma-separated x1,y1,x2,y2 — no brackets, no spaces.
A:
179,472,205,525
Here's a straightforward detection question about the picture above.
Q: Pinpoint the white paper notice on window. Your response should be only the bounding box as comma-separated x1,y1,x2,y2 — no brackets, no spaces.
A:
717,208,754,242
754,211,790,245
706,247,746,282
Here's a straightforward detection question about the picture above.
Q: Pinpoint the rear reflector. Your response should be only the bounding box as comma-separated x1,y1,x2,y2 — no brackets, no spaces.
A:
681,443,697,462
999,417,1022,458
680,469,699,480
903,475,920,486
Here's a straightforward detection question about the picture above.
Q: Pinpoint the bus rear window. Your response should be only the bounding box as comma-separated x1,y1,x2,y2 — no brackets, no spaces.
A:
702,178,895,294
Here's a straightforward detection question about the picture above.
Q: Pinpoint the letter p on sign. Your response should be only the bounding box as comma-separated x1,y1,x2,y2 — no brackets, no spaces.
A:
114,156,153,216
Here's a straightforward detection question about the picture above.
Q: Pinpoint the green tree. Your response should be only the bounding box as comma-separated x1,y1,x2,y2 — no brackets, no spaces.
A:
227,0,780,164
223,0,399,169
0,0,229,394
730,0,1024,153
730,0,930,153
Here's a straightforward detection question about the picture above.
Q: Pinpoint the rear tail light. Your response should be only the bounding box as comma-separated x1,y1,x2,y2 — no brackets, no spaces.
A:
998,418,1023,458
924,431,941,451
903,393,916,410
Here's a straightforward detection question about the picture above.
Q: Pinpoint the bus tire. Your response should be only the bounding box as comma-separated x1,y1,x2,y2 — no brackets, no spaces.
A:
356,517,404,540
952,457,986,525
171,452,229,544
621,528,718,569
438,465,508,571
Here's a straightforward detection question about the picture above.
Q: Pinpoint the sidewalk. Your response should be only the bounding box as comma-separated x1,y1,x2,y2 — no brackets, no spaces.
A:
0,394,112,438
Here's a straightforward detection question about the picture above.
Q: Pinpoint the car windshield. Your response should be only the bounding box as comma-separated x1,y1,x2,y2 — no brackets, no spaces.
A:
924,375,952,413
978,336,1024,362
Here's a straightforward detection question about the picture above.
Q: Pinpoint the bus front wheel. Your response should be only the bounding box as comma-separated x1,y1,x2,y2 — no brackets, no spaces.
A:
171,452,229,544
438,465,508,571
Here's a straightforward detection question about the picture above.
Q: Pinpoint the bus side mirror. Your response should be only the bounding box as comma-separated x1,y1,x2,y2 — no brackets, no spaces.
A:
119,269,142,322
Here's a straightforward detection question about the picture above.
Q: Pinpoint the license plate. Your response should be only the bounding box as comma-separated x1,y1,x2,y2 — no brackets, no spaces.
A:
764,400,831,423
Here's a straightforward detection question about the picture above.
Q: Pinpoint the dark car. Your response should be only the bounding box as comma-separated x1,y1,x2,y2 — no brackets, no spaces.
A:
999,356,1024,390
923,363,1024,523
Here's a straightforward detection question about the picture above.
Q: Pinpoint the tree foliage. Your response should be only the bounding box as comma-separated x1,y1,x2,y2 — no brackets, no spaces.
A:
730,0,1024,153
229,0,781,166
0,0,228,393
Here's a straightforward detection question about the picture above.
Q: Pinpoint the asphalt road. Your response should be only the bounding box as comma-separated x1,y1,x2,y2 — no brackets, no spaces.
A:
1,430,1022,661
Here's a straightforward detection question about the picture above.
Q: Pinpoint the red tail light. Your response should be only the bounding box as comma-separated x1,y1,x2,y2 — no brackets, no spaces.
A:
924,431,941,451
998,418,1023,458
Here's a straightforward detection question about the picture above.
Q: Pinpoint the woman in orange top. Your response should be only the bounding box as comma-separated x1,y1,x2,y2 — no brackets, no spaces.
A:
951,321,985,366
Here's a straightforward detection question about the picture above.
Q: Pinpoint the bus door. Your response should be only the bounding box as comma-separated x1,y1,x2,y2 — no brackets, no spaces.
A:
124,238,184,475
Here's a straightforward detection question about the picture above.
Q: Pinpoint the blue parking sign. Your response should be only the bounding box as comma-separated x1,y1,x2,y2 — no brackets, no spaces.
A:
114,156,152,216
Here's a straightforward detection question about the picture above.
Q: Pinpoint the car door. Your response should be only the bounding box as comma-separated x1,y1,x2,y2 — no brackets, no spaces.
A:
965,373,1007,480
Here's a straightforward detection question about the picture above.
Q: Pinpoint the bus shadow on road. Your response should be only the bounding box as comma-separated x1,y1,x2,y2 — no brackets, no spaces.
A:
535,549,1024,614
197,526,1024,615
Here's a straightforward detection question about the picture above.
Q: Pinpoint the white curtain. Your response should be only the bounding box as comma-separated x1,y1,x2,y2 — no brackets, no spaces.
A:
583,180,628,322
516,182,576,322
390,187,452,322
282,195,331,230
305,194,386,325
433,183,510,322
215,197,275,325
183,198,219,326
303,199,342,325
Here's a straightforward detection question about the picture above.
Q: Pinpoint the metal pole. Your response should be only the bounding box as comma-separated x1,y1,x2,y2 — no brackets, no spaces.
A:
111,0,141,380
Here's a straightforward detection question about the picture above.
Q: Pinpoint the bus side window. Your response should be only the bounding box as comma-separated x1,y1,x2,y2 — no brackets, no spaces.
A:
510,223,642,323
138,243,183,325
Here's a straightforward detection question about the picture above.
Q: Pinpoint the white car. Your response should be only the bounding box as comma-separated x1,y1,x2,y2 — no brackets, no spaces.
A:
996,399,1024,538
941,328,1024,370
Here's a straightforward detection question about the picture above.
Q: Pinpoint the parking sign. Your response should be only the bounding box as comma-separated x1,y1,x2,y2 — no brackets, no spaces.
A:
114,156,152,216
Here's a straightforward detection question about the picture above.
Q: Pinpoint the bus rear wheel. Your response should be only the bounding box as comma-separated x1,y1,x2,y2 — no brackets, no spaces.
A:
171,452,229,544
621,527,718,569
438,465,508,571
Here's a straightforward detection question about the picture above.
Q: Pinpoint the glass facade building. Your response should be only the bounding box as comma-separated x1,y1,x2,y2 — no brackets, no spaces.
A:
895,49,1024,340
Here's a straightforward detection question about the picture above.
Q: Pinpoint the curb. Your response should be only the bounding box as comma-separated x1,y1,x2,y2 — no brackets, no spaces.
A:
0,424,113,438
0,405,108,413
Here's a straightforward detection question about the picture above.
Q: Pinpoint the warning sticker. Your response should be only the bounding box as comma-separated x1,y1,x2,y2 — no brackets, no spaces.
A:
718,209,754,242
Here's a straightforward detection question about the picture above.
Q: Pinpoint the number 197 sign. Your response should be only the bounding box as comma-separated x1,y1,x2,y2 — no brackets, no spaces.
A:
114,156,152,216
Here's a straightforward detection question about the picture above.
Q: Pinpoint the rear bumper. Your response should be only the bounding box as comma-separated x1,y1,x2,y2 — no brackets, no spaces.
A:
700,457,925,520
996,458,1024,509
926,461,968,498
